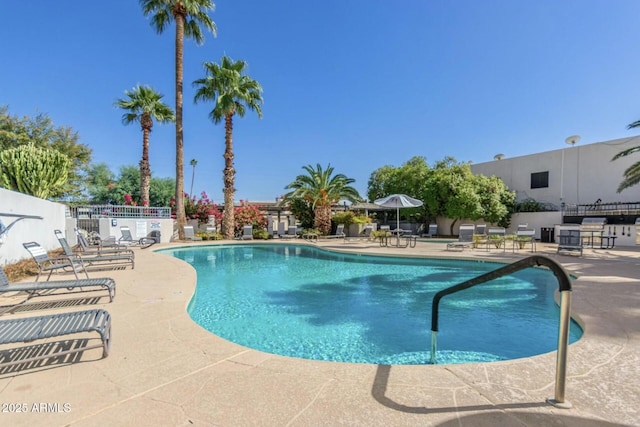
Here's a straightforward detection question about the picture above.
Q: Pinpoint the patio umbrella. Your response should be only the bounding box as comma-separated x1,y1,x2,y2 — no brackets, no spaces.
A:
373,194,423,233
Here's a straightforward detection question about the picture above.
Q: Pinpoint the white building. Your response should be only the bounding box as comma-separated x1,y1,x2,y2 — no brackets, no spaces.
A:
470,135,640,208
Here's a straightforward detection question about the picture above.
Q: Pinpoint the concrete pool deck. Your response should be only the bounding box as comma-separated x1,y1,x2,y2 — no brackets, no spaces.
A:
0,238,638,426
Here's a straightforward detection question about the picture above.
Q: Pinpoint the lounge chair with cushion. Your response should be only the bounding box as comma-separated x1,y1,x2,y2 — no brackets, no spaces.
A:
0,308,111,368
446,224,475,251
0,266,116,305
23,241,89,282
55,230,134,270
183,225,203,241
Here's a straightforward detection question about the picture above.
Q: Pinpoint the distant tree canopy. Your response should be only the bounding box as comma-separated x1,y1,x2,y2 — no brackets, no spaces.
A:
0,106,92,199
367,156,515,234
85,163,174,207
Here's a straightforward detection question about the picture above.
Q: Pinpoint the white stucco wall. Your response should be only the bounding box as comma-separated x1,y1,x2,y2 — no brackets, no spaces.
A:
471,135,640,207
0,188,67,265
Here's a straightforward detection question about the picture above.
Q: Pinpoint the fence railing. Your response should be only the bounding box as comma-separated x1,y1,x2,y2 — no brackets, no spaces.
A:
67,205,171,219
563,201,640,217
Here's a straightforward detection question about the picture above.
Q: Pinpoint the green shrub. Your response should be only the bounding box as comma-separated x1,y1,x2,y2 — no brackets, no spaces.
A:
253,229,271,240
331,212,370,227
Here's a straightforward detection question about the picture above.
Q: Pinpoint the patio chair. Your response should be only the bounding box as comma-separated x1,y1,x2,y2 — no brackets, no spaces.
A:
241,225,253,240
118,226,138,245
118,226,156,249
76,230,134,256
277,222,286,238
557,229,583,256
512,228,536,253
446,224,475,251
0,308,111,368
325,224,346,241
183,225,202,241
0,266,116,306
55,230,134,270
485,227,507,251
421,224,438,238
281,225,299,239
23,241,89,282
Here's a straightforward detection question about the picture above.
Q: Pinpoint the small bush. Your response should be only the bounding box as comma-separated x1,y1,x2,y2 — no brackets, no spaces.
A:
253,229,271,240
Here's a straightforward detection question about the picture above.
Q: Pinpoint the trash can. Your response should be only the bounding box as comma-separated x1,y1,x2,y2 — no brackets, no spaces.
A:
148,230,161,243
541,227,554,243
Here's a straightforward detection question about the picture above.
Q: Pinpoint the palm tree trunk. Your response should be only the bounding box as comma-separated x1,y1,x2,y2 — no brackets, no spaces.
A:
222,114,235,239
140,115,152,206
173,9,186,239
314,205,332,235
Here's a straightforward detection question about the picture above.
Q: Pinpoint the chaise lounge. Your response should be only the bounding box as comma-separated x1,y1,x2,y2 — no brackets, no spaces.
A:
55,230,134,270
0,267,116,307
0,308,111,368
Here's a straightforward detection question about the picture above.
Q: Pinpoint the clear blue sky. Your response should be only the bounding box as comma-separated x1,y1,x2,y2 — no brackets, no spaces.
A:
2,1,639,204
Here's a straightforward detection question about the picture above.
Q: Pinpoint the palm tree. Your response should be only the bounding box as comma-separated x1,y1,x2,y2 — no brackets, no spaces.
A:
140,0,216,236
189,158,197,196
115,85,174,206
193,56,263,239
612,119,640,192
283,164,362,235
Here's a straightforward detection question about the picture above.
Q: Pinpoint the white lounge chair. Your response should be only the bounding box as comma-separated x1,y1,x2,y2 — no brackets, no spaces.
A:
183,225,202,241
446,224,475,251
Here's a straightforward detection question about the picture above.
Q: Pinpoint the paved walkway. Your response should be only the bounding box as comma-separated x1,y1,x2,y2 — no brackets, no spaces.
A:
0,239,638,426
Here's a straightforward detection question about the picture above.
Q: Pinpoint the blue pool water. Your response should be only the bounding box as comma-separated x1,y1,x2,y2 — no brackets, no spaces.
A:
162,244,582,365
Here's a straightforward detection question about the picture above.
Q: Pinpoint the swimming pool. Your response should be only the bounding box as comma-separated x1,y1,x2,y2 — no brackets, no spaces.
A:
163,244,582,365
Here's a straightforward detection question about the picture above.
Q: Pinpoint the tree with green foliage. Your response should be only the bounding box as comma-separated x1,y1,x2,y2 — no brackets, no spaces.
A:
0,106,91,199
140,0,216,238
115,85,174,207
85,163,175,206
283,164,362,235
193,56,264,239
368,156,434,223
368,156,514,234
0,144,71,199
612,118,640,192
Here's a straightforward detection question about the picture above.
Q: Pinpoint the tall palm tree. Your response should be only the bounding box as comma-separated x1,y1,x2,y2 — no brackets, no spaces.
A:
189,158,197,196
115,84,174,206
193,56,263,239
612,119,640,192
140,0,216,236
283,164,362,235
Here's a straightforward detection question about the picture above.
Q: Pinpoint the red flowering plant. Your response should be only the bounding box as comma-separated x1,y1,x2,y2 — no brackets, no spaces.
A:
123,194,138,206
233,200,267,235
170,192,222,224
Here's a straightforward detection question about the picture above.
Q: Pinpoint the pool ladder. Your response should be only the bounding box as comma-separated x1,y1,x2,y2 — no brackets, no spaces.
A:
430,255,573,409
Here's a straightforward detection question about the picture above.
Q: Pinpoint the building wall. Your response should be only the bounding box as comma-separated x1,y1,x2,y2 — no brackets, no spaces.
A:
470,135,640,207
0,188,67,264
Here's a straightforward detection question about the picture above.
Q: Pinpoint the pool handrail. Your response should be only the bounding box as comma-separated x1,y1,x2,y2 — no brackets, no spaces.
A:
430,255,573,409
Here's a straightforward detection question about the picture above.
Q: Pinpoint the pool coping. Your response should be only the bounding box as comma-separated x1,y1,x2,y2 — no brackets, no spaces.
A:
0,239,638,426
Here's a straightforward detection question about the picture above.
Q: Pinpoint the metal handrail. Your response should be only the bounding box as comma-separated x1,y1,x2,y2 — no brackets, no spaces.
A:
430,255,574,409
